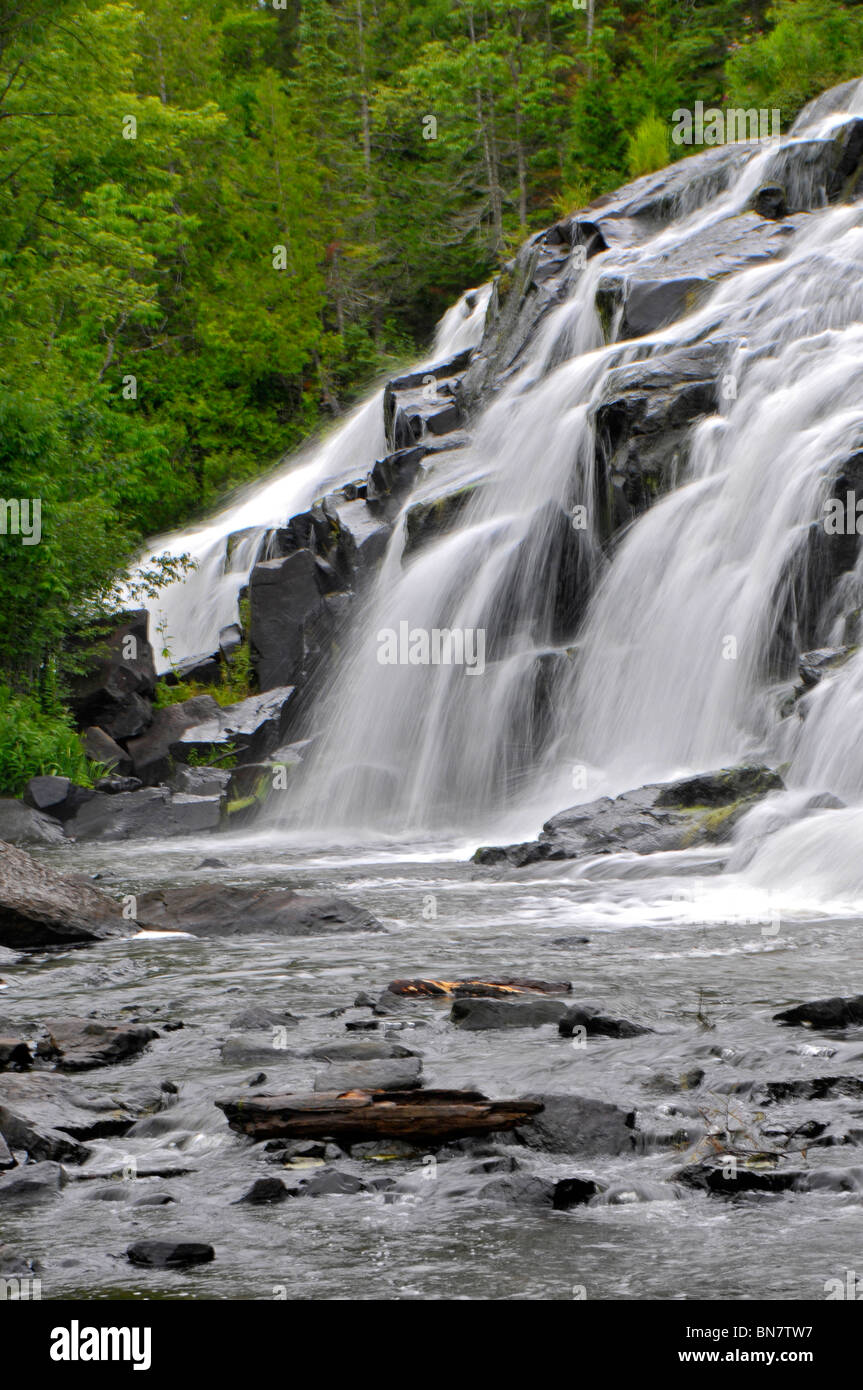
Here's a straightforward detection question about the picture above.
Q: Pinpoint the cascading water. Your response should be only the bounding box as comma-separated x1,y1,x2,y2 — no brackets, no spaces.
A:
286,79,863,852
133,287,490,671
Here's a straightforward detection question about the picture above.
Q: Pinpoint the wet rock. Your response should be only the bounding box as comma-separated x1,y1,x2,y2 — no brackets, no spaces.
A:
67,610,156,740
235,1176,290,1205
675,1158,802,1196
774,995,863,1029
136,885,383,938
726,1075,863,1105
220,1034,297,1066
558,1004,653,1039
0,841,130,949
551,936,591,947
313,1058,423,1093
474,764,784,866
404,479,481,555
592,345,720,531
228,1006,300,1032
450,997,568,1031
169,688,295,767
0,1160,68,1205
475,1173,556,1207
752,184,787,219
163,652,221,686
93,775,143,795
0,1037,32,1071
305,1041,416,1062
0,1073,169,1140
125,695,221,786
0,1132,14,1170
133,1193,175,1207
126,1240,214,1268
516,1094,637,1156
290,1166,369,1198
248,549,338,694
0,800,66,847
0,1106,89,1164
42,1018,159,1072
65,785,223,841
553,1176,605,1209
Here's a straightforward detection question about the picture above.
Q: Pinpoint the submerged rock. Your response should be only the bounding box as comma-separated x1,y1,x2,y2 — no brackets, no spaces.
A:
126,1240,214,1268
136,886,382,938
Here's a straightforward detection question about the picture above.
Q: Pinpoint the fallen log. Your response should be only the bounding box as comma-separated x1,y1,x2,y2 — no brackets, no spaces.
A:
217,1087,543,1145
385,976,571,999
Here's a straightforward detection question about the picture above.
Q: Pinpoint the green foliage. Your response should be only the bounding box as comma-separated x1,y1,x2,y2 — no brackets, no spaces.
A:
627,113,671,178
0,688,103,795
726,0,863,124
2,0,861,724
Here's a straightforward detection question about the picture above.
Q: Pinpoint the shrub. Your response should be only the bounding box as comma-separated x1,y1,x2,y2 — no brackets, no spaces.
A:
0,688,102,795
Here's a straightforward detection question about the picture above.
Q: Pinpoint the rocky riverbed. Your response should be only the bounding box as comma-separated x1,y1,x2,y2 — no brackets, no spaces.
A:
2,822,863,1301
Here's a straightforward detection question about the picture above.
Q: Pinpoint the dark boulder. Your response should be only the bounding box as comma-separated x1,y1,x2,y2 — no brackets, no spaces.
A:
64,786,222,841
249,549,343,694
0,1105,89,1164
41,1018,159,1072
126,1240,214,1268
0,840,131,949
82,726,132,777
67,610,156,739
136,885,383,938
450,997,568,1031
558,1005,652,1039
234,1177,289,1205
516,1093,637,1156
125,694,221,785
169,688,295,766
0,800,65,847
774,996,863,1029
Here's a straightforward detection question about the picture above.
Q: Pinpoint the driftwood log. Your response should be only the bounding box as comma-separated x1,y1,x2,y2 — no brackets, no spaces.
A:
385,977,571,999
217,1088,543,1145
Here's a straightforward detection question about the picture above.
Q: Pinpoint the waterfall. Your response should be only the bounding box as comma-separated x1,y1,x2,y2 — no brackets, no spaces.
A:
138,76,863,857
286,82,863,837
133,287,490,672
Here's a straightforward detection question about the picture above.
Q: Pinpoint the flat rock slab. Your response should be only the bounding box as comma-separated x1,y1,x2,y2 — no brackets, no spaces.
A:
774,996,863,1029
42,1019,159,1072
0,1073,169,1140
126,1240,214,1268
0,1161,67,1205
0,1105,90,1165
306,1041,417,1062
136,885,382,937
386,976,571,999
450,998,568,1030
218,1087,542,1145
0,840,131,950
